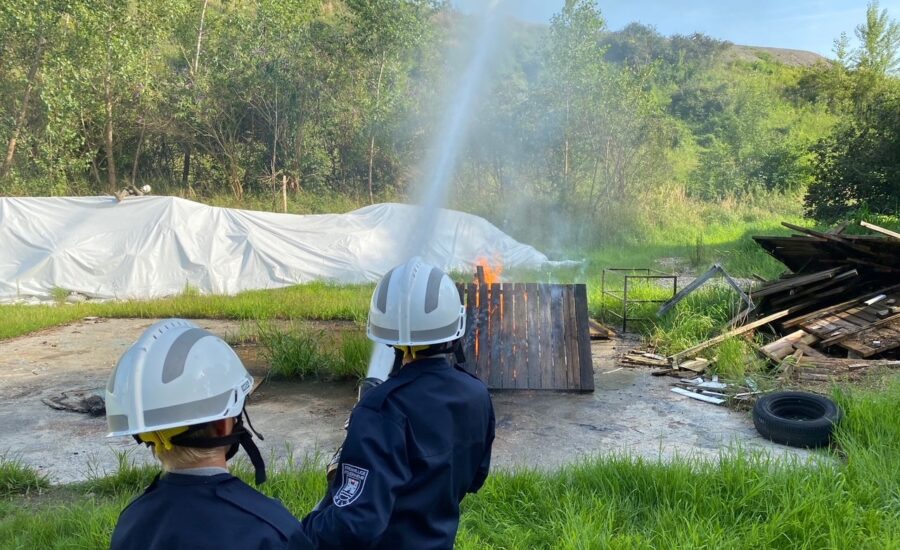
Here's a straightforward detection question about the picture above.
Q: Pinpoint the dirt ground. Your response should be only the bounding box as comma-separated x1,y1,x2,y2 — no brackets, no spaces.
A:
0,318,811,483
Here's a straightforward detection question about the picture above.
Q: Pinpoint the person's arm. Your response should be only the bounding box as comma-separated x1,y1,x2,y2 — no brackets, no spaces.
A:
299,405,411,549
468,400,495,493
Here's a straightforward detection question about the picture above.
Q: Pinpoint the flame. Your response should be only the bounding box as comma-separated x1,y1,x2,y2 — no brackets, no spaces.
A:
472,255,504,361
475,255,503,285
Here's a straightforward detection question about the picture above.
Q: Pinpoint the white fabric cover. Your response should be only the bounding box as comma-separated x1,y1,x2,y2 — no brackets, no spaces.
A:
0,196,547,301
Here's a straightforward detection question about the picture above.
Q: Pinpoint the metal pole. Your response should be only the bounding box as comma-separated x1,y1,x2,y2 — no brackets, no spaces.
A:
623,275,629,332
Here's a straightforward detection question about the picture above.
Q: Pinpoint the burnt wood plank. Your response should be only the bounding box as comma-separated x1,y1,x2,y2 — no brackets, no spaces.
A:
564,286,579,389
539,284,554,388
525,283,542,389
465,283,478,375
513,284,529,389
501,284,515,388
549,285,567,389
574,284,594,391
488,283,503,389
477,281,490,384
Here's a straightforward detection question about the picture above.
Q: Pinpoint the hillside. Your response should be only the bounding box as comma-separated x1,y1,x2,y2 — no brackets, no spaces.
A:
726,44,831,67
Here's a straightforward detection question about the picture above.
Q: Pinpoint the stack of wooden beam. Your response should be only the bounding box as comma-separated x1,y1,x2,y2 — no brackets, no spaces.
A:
750,221,900,377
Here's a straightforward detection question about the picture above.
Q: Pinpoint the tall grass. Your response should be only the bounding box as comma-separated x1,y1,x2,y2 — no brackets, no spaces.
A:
2,375,898,548
257,321,370,381
0,455,49,497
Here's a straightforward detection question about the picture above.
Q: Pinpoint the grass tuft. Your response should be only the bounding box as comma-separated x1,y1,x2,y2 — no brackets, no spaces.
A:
84,452,160,497
0,455,49,497
258,321,370,381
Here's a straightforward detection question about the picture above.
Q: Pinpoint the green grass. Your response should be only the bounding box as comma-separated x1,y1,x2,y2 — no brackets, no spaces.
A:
0,282,373,341
0,456,49,497
2,376,898,548
258,321,370,381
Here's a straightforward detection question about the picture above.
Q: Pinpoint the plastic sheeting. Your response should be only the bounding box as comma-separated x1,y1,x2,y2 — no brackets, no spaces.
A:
0,196,547,301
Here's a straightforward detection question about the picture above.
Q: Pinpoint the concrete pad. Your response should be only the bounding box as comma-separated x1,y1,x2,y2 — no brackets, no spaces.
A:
0,318,811,483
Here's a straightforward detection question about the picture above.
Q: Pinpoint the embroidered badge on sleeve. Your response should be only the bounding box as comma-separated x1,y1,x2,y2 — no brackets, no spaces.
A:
333,464,369,507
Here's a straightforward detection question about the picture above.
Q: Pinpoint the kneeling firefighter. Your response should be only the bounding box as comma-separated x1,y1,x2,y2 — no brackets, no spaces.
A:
105,319,311,549
297,257,496,549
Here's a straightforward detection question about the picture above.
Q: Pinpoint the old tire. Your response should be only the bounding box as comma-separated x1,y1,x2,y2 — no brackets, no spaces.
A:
752,391,841,448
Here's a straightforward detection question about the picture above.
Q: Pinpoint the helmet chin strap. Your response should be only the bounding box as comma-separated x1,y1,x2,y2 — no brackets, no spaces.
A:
138,408,268,485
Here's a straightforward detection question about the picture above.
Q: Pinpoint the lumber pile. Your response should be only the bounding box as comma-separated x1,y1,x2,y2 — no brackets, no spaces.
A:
749,221,900,379
615,222,900,387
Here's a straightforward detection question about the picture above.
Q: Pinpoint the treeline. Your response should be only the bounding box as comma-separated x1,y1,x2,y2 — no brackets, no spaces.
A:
1,1,898,240
0,0,437,201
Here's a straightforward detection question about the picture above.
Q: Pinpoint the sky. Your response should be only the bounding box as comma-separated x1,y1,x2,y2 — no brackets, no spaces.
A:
453,1,900,58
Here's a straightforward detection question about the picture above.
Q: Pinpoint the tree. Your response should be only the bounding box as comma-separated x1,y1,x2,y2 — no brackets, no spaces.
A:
805,85,900,220
853,1,900,75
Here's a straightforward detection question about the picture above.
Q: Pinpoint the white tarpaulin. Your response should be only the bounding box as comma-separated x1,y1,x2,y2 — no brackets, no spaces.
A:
0,196,547,301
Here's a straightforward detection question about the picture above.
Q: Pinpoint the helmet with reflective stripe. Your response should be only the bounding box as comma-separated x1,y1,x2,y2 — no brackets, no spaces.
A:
367,257,466,346
105,319,253,437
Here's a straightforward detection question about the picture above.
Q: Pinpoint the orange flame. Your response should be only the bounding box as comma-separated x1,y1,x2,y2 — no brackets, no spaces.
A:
475,255,503,285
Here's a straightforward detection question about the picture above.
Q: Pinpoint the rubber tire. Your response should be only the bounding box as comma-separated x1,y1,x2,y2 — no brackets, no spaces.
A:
752,391,841,448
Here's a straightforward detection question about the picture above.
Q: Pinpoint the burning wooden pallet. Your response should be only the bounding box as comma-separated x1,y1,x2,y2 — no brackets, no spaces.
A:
455,267,594,392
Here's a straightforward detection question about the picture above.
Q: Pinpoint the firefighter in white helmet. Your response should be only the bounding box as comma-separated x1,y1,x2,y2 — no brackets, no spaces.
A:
105,319,312,549
297,257,496,549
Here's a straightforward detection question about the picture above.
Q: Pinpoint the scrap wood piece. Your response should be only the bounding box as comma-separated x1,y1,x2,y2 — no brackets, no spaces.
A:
781,222,874,255
794,342,827,358
759,330,818,362
671,387,725,405
819,312,900,346
621,351,668,367
797,357,900,369
751,267,846,298
588,319,612,340
677,358,710,373
860,221,900,241
838,324,900,358
670,310,790,365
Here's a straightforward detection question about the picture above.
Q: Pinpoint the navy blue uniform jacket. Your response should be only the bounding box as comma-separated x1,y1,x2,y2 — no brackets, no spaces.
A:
111,472,310,549
298,357,495,549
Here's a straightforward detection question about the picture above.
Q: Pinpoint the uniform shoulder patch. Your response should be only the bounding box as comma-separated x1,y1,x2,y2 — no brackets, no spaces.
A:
333,464,369,507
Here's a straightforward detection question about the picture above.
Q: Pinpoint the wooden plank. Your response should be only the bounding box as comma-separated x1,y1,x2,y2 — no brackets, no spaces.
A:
501,284,515,388
525,283,542,389
513,284,528,389
820,312,900,346
760,330,818,361
670,310,791,364
794,342,828,358
861,221,900,240
488,283,503,389
465,284,478,374
574,284,594,391
539,284,554,389
678,358,710,373
549,285,567,388
563,286,579,389
477,280,490,383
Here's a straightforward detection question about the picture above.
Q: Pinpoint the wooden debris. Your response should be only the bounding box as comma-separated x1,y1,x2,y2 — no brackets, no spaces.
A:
588,319,612,340
744,220,900,388
860,221,900,241
620,351,669,367
677,358,710,373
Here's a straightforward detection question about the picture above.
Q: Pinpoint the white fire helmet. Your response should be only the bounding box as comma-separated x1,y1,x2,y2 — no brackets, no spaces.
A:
105,319,254,437
367,257,466,346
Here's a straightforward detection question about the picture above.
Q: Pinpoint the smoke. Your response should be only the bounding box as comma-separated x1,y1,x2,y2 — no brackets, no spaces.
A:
404,1,508,264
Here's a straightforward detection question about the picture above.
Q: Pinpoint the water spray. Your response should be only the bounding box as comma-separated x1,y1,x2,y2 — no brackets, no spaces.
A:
362,1,508,392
